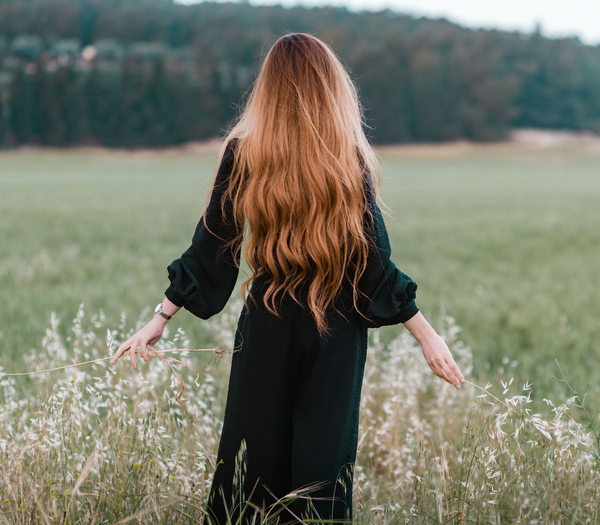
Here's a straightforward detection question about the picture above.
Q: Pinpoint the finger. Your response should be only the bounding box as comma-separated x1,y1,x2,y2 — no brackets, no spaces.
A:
140,340,149,365
447,358,465,383
437,365,453,385
429,360,451,384
430,362,448,383
129,339,138,370
440,362,461,389
110,341,130,365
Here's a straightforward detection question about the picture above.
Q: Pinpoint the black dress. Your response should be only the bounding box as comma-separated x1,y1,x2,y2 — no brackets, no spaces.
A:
165,140,418,523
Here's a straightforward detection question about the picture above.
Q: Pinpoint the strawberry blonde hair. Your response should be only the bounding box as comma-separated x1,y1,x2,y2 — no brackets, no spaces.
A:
210,32,381,335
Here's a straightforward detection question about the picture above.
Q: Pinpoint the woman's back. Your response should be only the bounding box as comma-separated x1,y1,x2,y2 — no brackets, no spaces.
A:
208,33,383,336
165,136,418,331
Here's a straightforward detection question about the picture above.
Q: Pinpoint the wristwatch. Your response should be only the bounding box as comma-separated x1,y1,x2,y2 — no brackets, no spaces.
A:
155,302,174,321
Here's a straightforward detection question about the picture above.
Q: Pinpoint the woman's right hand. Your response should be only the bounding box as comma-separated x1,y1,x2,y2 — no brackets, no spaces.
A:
110,316,167,370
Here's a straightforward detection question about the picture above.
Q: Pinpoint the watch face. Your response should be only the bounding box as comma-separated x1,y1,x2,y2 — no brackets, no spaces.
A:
155,303,162,314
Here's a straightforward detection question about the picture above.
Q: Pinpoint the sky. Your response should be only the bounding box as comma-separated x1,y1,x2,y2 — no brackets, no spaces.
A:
175,0,600,45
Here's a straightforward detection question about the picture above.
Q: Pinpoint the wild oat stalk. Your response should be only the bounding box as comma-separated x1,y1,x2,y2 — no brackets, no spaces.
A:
553,359,600,463
0,304,599,524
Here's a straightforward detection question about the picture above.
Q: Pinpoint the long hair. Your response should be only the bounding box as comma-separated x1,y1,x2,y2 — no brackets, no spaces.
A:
210,32,381,335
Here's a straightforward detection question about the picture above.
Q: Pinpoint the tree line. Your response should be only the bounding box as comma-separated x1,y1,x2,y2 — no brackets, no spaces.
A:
1,0,599,147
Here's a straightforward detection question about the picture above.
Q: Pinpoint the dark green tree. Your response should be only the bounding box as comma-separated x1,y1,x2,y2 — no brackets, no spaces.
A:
31,61,52,144
106,59,148,147
144,55,175,146
8,65,33,143
84,65,117,144
351,33,415,143
44,64,85,145
0,92,5,146
79,0,98,46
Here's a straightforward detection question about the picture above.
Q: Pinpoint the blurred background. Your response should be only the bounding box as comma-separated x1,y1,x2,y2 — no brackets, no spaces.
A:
1,0,600,146
1,0,599,404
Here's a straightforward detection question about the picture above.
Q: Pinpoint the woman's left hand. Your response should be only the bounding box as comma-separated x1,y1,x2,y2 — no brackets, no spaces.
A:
403,311,465,389
110,316,167,370
418,333,465,389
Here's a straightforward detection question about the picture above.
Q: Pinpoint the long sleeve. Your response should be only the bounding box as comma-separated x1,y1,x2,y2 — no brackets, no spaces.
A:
358,176,419,328
164,141,241,319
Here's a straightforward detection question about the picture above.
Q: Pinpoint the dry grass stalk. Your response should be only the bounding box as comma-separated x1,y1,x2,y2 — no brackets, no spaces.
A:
0,302,598,523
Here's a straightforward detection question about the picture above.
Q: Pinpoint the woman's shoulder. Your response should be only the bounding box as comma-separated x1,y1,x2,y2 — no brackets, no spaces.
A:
223,137,241,158
213,138,243,192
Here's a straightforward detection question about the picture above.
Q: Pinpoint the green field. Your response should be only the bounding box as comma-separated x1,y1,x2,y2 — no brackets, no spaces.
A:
1,143,599,400
2,143,600,523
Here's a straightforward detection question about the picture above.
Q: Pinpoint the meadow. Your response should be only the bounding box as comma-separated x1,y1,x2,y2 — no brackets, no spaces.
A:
1,142,600,523
1,142,599,398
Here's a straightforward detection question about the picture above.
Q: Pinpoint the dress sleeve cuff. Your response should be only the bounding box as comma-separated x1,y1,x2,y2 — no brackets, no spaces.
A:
395,300,419,324
164,284,186,308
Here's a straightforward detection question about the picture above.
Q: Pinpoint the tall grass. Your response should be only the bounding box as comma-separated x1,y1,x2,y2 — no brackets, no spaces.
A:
1,301,598,523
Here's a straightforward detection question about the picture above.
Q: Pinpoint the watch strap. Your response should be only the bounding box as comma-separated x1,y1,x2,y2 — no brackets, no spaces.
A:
155,302,173,320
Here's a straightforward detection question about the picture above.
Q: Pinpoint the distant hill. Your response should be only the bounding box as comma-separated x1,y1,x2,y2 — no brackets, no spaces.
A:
1,0,599,147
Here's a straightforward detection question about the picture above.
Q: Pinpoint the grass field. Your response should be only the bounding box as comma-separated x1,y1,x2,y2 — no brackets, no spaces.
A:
1,142,600,523
1,142,599,399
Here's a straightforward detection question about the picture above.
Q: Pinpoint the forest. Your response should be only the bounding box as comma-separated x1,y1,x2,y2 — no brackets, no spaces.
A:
1,0,600,147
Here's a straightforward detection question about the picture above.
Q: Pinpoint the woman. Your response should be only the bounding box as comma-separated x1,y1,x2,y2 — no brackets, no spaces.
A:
110,33,465,523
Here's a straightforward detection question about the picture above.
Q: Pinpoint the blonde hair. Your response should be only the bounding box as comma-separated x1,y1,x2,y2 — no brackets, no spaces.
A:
210,33,381,335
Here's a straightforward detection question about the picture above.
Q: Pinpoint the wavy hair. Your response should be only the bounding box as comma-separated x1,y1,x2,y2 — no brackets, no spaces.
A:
209,32,381,335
